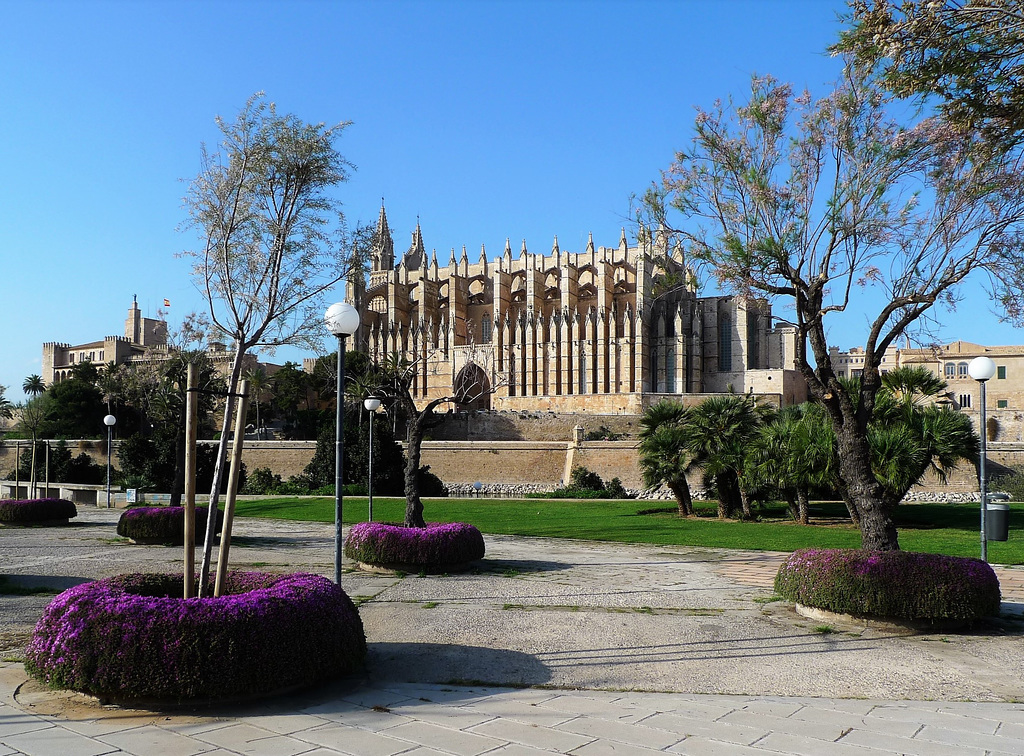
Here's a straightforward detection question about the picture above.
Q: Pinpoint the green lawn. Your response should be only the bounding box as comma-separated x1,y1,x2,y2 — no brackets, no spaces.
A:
234,496,1024,564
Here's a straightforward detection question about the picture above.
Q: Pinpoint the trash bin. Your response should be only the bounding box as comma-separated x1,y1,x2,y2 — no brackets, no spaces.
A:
987,502,1010,542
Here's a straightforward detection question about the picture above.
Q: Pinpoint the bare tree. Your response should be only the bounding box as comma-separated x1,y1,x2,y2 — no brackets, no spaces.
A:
370,346,507,528
644,65,1024,550
181,93,367,591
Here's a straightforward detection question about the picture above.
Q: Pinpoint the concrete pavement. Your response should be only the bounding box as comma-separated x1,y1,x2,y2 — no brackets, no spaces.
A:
3,506,1024,755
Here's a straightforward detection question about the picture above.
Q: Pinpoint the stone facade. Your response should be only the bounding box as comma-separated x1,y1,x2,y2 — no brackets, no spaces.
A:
345,206,807,413
41,297,265,387
830,340,1024,443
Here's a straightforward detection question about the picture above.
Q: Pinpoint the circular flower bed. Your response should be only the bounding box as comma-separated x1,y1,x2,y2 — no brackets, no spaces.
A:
774,548,1001,623
116,506,223,544
345,521,485,572
25,571,366,704
0,498,77,526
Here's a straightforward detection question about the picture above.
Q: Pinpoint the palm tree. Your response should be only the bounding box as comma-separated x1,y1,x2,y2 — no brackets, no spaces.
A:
22,375,45,399
638,401,699,516
686,394,763,519
242,367,269,438
0,385,13,421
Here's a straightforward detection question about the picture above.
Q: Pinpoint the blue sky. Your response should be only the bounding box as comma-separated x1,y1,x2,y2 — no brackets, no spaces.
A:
1,0,1019,402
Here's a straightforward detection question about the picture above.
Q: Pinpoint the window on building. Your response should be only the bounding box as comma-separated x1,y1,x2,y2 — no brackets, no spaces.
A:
719,315,732,372
959,393,972,408
852,369,863,378
997,399,1008,409
945,363,955,378
958,362,969,378
746,311,760,369
69,353,75,363
99,350,104,361
481,314,492,344
998,365,1006,380
666,344,676,393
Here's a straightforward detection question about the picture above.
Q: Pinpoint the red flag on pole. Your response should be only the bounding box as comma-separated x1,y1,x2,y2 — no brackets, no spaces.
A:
164,299,171,307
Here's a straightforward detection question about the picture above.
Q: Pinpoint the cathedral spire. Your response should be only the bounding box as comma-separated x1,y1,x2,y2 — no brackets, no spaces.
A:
373,198,395,271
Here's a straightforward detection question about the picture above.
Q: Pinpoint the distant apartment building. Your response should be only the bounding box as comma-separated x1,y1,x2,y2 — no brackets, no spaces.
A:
831,340,1024,441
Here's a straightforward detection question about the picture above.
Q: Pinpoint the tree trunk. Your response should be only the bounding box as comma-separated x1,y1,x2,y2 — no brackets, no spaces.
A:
841,490,861,526
784,491,799,522
739,484,752,520
796,488,810,525
169,426,186,508
668,478,694,516
403,409,427,528
199,347,247,595
836,424,899,550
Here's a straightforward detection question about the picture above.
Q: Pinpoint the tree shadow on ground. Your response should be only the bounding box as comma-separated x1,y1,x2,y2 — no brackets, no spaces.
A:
472,558,573,575
363,642,551,688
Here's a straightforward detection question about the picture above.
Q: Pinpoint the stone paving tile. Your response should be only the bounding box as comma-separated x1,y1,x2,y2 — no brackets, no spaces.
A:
384,720,504,756
481,745,560,756
554,715,683,750
240,712,342,735
667,735,788,755
385,700,496,730
2,727,117,756
836,726,986,756
785,705,921,738
571,738,676,756
299,705,413,732
192,723,311,756
294,723,418,756
754,731,893,756
98,724,213,756
733,700,804,718
0,711,51,739
914,723,1024,752
717,709,850,742
536,695,655,723
462,699,576,728
866,704,1002,734
633,712,766,746
468,717,594,752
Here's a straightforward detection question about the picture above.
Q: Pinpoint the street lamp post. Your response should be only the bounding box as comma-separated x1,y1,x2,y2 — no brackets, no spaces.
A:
364,396,382,522
969,356,997,562
325,302,361,584
103,414,116,508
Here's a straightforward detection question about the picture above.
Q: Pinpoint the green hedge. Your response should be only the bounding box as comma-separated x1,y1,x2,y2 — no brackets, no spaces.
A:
775,548,1001,621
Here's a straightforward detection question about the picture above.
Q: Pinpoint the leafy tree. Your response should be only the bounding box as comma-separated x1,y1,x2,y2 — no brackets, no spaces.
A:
42,378,104,439
304,407,405,494
181,93,368,588
269,362,313,437
15,397,51,496
69,361,100,384
638,400,698,516
8,440,105,485
645,66,1024,549
22,375,45,398
242,366,270,438
837,0,1024,148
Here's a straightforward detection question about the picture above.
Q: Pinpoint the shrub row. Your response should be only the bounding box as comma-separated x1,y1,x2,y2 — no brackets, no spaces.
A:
116,506,223,544
25,571,366,703
774,548,1001,622
345,521,485,569
0,498,77,524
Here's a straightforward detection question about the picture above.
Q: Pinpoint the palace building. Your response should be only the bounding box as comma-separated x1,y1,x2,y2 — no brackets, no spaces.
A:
345,206,806,413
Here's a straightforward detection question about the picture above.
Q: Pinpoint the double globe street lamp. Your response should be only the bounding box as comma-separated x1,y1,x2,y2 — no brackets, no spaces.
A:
325,302,361,584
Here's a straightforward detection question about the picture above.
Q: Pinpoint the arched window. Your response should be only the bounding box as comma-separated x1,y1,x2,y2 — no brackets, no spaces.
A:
481,314,492,343
958,362,969,378
945,363,955,379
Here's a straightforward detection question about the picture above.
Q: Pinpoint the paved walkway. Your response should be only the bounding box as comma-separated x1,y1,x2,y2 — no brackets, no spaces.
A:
3,507,1024,755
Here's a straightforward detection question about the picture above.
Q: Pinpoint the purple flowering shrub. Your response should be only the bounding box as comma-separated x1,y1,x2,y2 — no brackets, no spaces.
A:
0,498,76,524
116,506,223,544
25,571,366,703
345,521,485,569
775,549,1001,621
